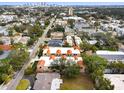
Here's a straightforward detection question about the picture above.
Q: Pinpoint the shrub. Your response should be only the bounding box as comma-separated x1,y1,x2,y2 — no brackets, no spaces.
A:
64,64,80,78
1,74,12,84
24,66,34,75
50,58,80,78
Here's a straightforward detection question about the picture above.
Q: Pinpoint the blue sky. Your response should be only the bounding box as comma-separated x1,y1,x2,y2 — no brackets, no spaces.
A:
0,2,124,6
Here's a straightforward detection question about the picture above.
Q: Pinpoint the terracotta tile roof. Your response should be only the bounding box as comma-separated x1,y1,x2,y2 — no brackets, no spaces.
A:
67,50,72,55
47,49,50,54
49,55,56,60
56,49,61,54
0,45,12,51
44,45,49,49
37,60,45,66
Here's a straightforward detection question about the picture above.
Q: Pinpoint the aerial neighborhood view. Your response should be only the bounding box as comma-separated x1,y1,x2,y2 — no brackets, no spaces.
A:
0,2,124,90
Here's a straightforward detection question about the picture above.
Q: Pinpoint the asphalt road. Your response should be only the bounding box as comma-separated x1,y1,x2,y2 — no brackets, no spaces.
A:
6,16,56,90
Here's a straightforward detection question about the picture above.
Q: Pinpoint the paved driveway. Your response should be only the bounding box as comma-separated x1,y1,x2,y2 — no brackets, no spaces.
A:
33,73,60,90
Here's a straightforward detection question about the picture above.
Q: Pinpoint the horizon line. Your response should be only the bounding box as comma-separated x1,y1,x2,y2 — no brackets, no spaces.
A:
0,2,124,6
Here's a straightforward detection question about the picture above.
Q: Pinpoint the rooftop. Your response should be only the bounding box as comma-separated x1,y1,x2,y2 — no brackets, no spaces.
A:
63,16,84,21
104,74,124,90
48,40,63,47
43,47,80,55
0,45,12,51
96,50,124,55
38,56,83,66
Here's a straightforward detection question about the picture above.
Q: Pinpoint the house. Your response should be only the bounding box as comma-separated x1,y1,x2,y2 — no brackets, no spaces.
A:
48,40,63,47
115,27,124,36
87,40,97,45
96,50,124,62
74,20,90,31
0,45,12,51
63,16,84,21
39,20,45,27
60,13,66,16
13,35,30,45
20,18,29,24
51,32,63,40
66,36,73,46
36,56,83,72
35,46,84,72
66,35,82,46
75,25,96,36
74,35,82,46
19,36,30,45
43,47,81,56
0,36,11,45
64,26,75,36
13,35,22,43
0,14,18,23
55,19,67,26
37,60,45,73
100,23,118,31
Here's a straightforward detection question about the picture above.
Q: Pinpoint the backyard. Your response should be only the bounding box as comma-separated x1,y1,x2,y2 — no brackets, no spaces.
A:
60,74,94,90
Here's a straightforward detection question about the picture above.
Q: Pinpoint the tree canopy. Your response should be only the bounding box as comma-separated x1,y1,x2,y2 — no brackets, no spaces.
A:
50,58,80,78
82,54,114,90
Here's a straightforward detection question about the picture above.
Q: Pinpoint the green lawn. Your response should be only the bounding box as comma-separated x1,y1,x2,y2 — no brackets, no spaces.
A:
16,79,30,90
60,74,94,90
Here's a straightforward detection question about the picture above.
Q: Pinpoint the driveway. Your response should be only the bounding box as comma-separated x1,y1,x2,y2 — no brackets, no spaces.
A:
23,74,36,89
33,73,60,90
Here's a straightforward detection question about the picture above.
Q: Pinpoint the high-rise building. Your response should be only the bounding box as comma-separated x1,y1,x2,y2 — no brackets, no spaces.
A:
68,7,73,16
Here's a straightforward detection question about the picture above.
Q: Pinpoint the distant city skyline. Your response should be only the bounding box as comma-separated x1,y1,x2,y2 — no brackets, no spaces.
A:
0,2,124,6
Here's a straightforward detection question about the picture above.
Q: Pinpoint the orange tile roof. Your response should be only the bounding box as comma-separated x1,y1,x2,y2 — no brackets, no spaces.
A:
67,50,72,55
47,49,50,54
0,45,12,51
44,45,49,49
49,55,56,60
37,60,45,66
56,49,61,54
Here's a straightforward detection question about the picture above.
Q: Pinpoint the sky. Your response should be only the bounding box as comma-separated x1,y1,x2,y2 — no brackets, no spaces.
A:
0,2,124,6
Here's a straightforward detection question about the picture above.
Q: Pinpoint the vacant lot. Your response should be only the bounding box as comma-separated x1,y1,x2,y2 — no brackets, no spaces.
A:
60,74,94,90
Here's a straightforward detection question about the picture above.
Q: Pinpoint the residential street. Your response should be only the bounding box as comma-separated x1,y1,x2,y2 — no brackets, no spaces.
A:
6,16,56,90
